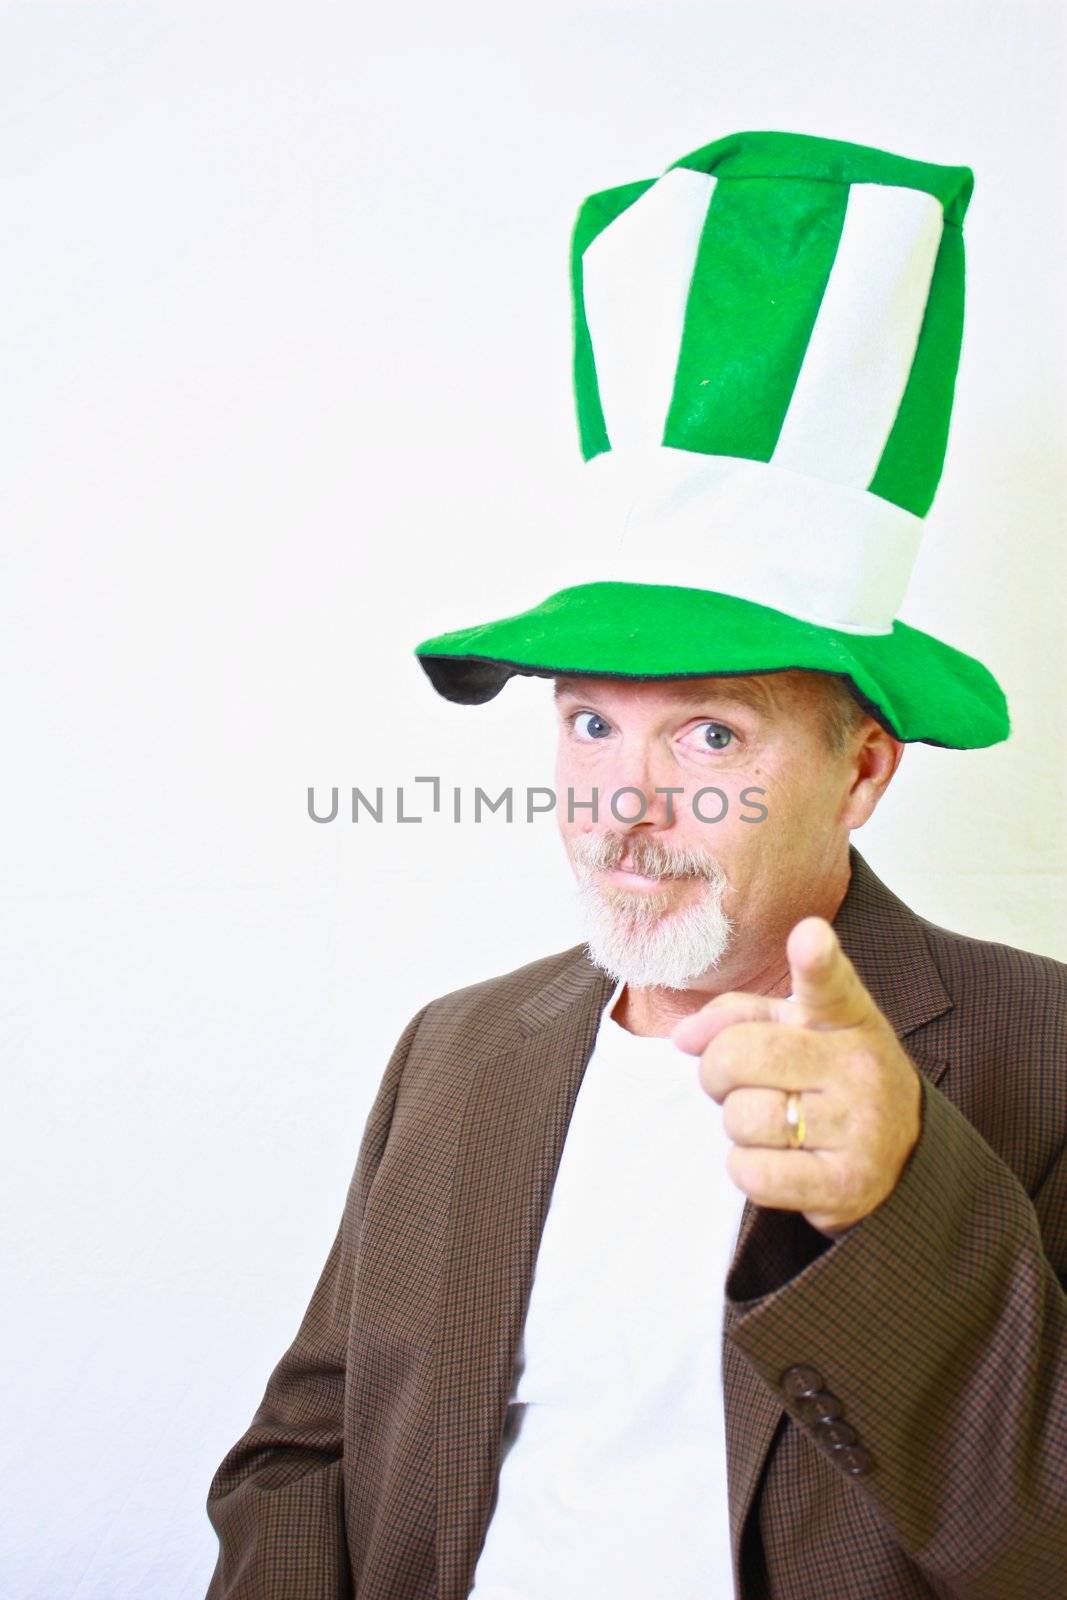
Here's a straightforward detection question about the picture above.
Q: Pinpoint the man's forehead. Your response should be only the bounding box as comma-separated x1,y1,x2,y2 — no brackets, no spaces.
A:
551,672,790,711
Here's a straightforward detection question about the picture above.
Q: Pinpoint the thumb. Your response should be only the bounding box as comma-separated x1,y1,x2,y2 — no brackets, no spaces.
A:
787,917,872,1028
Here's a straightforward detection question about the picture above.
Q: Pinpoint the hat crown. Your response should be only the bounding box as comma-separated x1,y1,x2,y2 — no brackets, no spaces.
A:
668,130,972,222
571,129,971,522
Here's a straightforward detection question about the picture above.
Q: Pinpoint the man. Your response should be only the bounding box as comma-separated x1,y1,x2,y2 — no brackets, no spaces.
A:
204,133,1067,1598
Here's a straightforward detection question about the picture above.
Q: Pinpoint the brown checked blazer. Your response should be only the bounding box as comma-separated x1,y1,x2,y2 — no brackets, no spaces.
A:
204,844,1067,1599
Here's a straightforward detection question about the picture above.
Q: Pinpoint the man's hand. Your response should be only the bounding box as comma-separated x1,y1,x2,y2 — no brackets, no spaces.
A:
670,917,924,1240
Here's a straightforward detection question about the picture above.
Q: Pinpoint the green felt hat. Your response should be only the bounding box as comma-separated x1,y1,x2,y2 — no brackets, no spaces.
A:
414,130,1010,748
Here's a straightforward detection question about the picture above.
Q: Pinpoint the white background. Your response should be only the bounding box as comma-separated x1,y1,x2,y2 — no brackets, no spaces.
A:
2,2,1064,1595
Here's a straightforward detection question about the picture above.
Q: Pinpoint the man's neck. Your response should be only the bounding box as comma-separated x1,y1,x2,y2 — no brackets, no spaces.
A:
609,860,851,1037
611,960,793,1037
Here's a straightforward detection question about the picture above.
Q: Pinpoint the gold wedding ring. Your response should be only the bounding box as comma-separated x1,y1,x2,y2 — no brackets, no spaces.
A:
785,1090,806,1150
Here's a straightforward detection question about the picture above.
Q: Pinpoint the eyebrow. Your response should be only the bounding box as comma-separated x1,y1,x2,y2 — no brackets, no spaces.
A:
552,676,774,714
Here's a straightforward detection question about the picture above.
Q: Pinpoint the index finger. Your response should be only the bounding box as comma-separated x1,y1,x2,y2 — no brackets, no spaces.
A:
670,990,801,1056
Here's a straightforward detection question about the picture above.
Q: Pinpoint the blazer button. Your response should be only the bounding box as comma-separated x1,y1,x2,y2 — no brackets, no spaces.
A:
814,1418,856,1449
797,1390,843,1425
830,1442,872,1475
781,1365,824,1398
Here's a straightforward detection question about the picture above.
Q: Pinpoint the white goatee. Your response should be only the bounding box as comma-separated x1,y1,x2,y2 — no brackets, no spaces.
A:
567,829,735,990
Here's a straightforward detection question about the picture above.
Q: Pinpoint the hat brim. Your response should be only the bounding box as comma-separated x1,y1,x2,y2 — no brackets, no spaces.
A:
413,583,1009,749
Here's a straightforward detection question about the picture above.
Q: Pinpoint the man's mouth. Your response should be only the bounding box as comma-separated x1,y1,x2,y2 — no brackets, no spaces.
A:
603,862,670,889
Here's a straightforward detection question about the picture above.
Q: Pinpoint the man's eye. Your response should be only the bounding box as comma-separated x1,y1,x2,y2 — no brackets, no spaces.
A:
693,721,735,750
572,711,612,740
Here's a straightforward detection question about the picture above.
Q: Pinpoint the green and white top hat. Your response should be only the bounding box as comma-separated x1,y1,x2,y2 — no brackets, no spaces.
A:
414,130,1010,748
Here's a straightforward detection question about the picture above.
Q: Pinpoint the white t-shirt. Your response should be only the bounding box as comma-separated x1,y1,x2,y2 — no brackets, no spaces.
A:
467,978,784,1599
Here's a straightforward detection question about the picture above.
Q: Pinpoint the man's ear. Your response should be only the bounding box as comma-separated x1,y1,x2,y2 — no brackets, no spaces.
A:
841,728,904,828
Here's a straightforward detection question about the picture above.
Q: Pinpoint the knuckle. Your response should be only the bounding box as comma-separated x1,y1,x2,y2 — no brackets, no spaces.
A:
843,1041,881,1081
710,1030,745,1074
723,1091,753,1141
828,1157,858,1207
728,1142,761,1188
708,1030,733,1064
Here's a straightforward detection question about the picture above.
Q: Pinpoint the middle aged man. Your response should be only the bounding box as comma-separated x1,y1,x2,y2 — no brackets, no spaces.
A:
205,133,1067,1599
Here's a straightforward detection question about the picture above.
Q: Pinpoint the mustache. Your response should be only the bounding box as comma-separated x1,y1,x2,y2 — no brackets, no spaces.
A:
568,830,726,883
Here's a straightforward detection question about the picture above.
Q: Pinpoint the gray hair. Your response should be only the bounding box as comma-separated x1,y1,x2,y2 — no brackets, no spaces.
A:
817,674,870,756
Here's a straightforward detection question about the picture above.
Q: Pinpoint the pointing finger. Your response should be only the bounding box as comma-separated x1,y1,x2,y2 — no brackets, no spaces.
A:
786,917,872,1029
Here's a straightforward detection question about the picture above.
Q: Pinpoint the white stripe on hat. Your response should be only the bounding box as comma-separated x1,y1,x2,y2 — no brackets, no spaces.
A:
549,446,923,635
581,167,716,452
770,182,944,486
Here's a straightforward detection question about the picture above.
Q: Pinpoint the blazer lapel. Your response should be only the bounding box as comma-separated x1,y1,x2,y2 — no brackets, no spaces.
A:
434,954,616,1600
434,844,955,1600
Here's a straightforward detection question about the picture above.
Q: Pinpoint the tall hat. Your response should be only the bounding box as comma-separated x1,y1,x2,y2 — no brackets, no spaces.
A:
414,130,1010,748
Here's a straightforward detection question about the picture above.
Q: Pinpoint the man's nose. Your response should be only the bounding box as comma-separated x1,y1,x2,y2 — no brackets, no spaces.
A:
600,746,680,827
